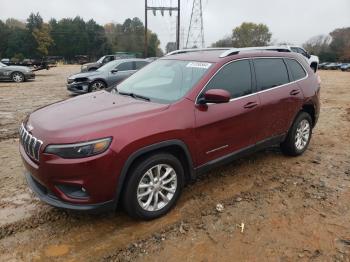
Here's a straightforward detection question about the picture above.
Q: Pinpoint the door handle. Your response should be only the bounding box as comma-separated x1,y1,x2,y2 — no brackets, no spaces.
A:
290,89,301,96
244,101,258,109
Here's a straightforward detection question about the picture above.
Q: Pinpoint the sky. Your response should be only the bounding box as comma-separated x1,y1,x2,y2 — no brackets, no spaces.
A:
0,0,349,50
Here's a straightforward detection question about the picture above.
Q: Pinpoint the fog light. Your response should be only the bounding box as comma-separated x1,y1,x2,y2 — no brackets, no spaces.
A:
56,184,89,199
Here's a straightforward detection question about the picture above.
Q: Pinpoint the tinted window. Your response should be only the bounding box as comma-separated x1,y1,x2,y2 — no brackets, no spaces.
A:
103,56,114,63
205,60,252,98
135,61,148,70
117,62,133,71
254,58,289,91
285,59,306,81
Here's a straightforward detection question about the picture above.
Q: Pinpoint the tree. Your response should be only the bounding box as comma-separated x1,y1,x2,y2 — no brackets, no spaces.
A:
330,27,350,61
211,36,232,47
232,22,272,47
165,42,176,53
303,35,335,62
32,24,54,56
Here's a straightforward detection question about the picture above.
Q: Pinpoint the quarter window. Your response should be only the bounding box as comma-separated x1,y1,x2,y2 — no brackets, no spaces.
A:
205,60,252,98
285,59,306,81
254,58,289,91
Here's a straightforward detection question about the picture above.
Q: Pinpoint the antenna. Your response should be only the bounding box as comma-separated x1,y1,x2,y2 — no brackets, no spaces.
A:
186,0,205,48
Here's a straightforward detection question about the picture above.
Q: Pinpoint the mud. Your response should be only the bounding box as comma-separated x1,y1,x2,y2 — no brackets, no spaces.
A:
0,68,349,261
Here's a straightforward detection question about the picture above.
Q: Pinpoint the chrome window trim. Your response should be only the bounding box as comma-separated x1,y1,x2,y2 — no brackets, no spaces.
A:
195,56,308,105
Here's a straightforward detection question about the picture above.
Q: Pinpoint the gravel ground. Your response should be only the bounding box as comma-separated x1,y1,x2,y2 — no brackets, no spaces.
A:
0,67,349,261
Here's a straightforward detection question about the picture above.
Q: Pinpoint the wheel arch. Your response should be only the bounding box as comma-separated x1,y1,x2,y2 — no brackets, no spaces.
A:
90,78,108,88
114,140,195,207
301,103,316,127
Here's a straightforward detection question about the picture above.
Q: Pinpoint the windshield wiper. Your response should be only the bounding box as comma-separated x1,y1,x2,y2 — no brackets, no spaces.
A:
118,91,150,101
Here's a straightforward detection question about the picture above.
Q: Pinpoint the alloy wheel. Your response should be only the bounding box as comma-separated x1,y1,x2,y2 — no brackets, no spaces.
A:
12,73,24,82
91,81,105,91
295,119,310,150
137,164,177,212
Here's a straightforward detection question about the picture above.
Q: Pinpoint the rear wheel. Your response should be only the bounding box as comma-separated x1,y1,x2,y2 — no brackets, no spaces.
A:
122,153,184,220
11,72,25,82
88,80,106,92
281,112,312,156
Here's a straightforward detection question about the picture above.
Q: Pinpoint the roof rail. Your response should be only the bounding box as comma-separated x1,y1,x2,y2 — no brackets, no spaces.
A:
219,46,291,58
166,48,230,56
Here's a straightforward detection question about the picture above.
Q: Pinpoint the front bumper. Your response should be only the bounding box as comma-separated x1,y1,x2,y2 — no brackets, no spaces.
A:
20,142,120,212
24,72,35,80
25,171,115,213
67,81,90,94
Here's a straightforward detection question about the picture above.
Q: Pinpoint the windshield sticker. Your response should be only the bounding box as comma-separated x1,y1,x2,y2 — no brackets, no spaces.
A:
186,62,212,69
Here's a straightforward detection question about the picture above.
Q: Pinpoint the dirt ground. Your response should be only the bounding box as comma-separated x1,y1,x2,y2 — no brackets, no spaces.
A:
0,66,349,262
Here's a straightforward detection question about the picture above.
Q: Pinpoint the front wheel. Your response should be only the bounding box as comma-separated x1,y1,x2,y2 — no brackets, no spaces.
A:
12,72,25,82
281,112,312,156
88,80,106,92
122,153,184,220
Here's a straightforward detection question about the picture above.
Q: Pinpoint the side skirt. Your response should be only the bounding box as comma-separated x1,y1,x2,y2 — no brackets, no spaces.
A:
194,134,286,175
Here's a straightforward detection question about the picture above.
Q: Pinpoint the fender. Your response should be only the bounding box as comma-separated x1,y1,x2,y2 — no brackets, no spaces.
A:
113,139,195,206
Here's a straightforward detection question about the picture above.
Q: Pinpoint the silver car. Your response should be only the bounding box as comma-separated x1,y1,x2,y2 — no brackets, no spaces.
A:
67,59,149,94
0,62,35,82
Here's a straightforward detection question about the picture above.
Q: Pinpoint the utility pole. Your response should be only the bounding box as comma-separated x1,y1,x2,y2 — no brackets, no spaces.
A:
186,0,205,48
144,0,148,58
144,0,181,57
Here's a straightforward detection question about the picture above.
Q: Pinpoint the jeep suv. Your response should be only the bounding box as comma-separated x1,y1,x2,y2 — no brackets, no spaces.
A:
19,48,320,220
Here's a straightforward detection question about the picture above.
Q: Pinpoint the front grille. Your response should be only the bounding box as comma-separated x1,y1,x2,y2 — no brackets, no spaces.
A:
19,123,43,161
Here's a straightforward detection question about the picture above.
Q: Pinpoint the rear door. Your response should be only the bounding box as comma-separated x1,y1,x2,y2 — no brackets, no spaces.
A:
253,58,304,142
194,59,260,166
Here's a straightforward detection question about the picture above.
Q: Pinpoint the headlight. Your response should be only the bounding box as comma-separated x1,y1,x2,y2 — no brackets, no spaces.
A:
45,138,112,159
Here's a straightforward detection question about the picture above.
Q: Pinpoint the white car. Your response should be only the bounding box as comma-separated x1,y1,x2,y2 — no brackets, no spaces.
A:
289,46,319,72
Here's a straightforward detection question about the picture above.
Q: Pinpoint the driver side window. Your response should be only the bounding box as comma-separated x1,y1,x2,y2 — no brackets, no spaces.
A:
204,60,252,99
117,62,133,71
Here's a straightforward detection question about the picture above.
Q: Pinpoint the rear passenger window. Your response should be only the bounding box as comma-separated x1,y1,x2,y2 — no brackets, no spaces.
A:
285,59,306,81
205,60,252,98
254,58,289,91
135,61,148,70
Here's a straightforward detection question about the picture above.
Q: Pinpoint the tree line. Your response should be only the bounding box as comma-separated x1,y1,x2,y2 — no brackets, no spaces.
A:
0,13,162,62
212,22,350,62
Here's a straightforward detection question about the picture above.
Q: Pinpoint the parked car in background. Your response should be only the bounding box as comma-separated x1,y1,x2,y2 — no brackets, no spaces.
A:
0,62,35,82
340,63,350,71
324,62,342,70
67,59,149,93
81,53,138,72
289,46,319,72
1,58,10,65
21,48,320,220
318,62,329,70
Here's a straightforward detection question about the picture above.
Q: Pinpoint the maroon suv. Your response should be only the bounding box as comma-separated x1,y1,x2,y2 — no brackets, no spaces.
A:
19,48,320,220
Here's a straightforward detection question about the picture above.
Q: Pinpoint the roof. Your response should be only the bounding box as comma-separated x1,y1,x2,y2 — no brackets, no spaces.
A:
162,47,297,63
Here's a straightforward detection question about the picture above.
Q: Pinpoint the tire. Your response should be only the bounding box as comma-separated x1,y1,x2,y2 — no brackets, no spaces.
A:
281,112,312,156
88,80,106,92
11,72,25,83
122,153,184,220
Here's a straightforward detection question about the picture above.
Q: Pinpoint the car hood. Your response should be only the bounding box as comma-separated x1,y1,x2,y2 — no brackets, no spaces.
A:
69,71,102,80
27,91,169,143
4,65,30,71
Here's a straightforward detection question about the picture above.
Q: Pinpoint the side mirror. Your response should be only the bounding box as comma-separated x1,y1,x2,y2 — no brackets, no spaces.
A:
111,69,118,74
198,89,231,104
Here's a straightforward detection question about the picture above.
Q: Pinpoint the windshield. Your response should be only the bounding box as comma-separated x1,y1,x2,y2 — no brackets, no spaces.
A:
96,56,105,63
0,62,6,67
97,60,120,72
116,59,212,104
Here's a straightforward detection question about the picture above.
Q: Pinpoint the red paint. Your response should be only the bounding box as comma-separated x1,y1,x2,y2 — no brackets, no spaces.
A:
20,50,320,206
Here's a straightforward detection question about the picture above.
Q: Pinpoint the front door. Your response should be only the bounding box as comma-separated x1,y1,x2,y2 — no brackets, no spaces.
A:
109,61,136,86
194,59,260,166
